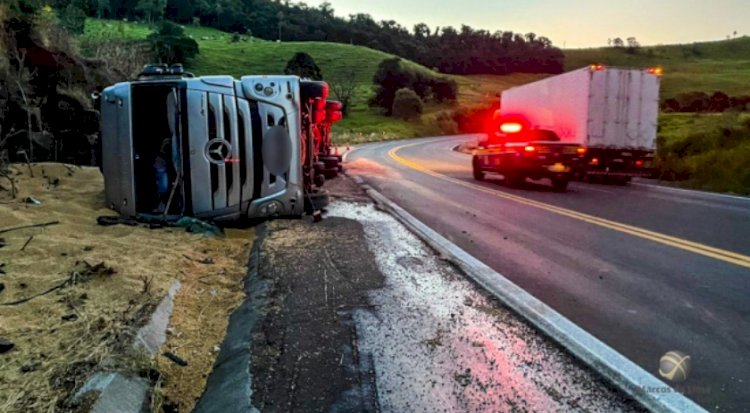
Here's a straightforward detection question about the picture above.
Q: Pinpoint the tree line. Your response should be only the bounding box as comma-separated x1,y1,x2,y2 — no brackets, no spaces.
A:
53,0,565,76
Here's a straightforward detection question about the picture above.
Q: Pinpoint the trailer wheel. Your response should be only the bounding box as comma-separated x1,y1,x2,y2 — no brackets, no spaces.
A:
304,190,329,214
551,178,570,192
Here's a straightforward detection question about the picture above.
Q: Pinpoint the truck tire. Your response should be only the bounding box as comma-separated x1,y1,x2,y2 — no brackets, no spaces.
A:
320,156,340,169
322,168,339,179
300,81,329,100
304,190,329,213
472,157,485,181
551,178,570,192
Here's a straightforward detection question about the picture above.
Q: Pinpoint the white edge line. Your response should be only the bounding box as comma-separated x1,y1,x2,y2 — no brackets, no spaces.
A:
352,177,707,413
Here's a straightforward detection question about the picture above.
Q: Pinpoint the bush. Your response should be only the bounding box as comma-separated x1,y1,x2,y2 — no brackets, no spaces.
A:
147,21,199,65
60,4,87,34
662,91,750,113
284,52,323,80
655,115,750,193
370,57,458,115
392,88,423,120
432,78,458,102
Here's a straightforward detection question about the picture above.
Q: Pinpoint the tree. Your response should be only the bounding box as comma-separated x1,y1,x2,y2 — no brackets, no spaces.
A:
165,0,193,23
147,20,199,64
96,0,111,18
329,68,357,115
431,78,458,102
283,52,323,80
612,37,624,48
626,36,640,53
60,4,87,34
370,58,414,114
392,88,423,120
136,0,166,24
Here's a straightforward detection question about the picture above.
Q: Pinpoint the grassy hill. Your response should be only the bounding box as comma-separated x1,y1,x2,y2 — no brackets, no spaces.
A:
84,20,448,139
564,38,750,98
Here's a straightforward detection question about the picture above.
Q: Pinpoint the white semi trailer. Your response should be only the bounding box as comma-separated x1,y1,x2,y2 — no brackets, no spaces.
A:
500,65,662,183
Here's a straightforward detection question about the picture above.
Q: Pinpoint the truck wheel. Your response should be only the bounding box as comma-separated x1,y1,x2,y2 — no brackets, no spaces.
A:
300,81,329,100
322,168,339,179
304,190,329,213
320,156,340,169
551,178,570,192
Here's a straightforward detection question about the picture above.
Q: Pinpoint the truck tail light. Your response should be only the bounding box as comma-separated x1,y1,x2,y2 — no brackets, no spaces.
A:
647,67,663,76
501,122,523,134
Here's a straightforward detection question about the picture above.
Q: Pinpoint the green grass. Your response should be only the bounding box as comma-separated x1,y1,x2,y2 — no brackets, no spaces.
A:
83,19,445,140
656,113,750,194
564,38,750,98
81,19,750,193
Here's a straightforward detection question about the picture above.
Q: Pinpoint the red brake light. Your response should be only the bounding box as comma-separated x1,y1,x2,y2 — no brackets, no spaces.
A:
500,122,523,134
590,64,606,71
590,158,600,166
524,145,536,153
577,147,587,155
635,160,644,167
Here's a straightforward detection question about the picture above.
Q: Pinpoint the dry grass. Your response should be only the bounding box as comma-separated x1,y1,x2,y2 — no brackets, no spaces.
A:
0,163,254,412
153,227,252,412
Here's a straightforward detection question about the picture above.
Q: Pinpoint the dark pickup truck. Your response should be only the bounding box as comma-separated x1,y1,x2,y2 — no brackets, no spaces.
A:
472,124,586,191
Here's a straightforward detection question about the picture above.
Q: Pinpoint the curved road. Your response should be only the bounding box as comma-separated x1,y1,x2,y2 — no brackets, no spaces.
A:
344,135,750,413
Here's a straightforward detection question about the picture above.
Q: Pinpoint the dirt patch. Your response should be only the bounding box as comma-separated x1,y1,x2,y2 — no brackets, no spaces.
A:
324,173,370,203
0,163,254,412
250,216,384,412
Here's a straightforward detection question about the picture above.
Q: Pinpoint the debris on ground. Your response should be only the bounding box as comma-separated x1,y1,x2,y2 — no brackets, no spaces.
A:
245,216,384,412
163,352,188,367
0,163,255,412
23,196,41,205
326,200,643,413
0,337,14,353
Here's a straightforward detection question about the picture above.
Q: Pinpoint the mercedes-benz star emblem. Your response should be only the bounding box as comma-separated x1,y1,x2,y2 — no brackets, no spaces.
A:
205,139,232,165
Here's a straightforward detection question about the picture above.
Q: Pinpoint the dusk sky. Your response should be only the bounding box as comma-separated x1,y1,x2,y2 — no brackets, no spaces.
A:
302,0,749,48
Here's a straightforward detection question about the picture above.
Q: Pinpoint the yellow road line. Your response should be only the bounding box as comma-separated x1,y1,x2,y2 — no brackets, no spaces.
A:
388,143,750,269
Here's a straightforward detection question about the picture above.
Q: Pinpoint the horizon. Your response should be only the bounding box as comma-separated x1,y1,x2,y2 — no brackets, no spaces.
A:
302,0,750,48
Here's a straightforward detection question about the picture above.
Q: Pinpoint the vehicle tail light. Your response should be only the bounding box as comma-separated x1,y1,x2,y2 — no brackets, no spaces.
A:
590,64,606,71
327,111,343,123
524,145,536,153
647,67,663,76
501,122,523,134
590,158,600,166
313,110,326,123
635,160,644,167
577,147,587,155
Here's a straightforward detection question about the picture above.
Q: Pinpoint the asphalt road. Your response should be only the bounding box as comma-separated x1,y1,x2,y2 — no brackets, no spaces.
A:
344,135,750,413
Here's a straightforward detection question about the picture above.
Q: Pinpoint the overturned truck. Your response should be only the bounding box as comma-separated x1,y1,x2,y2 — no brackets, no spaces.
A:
100,64,343,222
